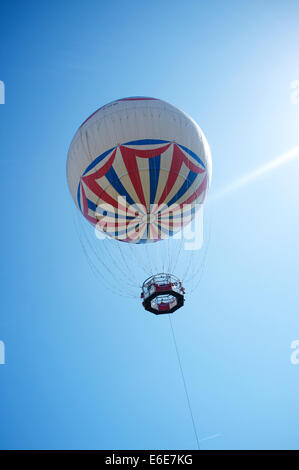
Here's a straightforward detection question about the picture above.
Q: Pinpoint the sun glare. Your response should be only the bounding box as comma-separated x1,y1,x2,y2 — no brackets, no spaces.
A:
210,145,299,203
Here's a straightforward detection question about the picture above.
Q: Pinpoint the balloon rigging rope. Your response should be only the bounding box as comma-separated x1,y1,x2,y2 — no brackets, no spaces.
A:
116,242,140,285
171,237,184,275
168,315,200,450
127,243,149,277
185,217,212,290
74,213,135,298
97,237,133,286
74,212,137,297
173,171,192,275
177,174,192,280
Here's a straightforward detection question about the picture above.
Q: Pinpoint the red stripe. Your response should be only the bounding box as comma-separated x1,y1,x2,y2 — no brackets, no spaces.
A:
149,223,159,240
156,203,183,216
180,174,208,206
80,184,98,224
159,219,183,228
120,146,147,208
81,148,137,217
123,143,171,158
82,149,117,186
96,219,132,228
121,223,147,243
179,147,205,174
158,144,183,205
182,156,205,174
80,107,103,128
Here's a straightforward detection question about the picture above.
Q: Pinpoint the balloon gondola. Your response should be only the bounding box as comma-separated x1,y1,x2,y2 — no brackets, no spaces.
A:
141,273,185,314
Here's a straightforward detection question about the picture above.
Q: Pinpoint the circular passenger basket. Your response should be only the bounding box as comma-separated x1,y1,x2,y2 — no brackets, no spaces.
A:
141,273,185,315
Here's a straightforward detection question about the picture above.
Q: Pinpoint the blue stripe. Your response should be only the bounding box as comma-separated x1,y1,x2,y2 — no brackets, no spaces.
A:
83,147,116,175
77,183,82,210
109,228,127,237
167,171,198,206
81,141,204,177
178,144,206,169
87,198,97,211
156,223,176,238
124,139,170,145
78,140,205,221
149,155,161,204
105,166,136,206
136,236,148,244
95,206,136,220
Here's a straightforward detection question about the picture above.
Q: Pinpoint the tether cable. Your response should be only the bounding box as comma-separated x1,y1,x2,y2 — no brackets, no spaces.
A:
168,314,200,450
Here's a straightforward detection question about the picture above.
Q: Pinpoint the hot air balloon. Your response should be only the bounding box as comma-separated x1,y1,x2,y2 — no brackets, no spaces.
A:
67,97,212,314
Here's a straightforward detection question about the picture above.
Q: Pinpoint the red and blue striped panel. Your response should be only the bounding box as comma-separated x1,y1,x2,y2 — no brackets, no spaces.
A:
77,139,207,243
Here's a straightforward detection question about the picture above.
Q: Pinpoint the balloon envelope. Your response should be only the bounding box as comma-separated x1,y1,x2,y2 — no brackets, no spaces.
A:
67,97,212,243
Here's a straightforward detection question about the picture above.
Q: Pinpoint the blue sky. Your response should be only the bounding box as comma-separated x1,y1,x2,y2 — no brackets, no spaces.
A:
0,0,299,450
